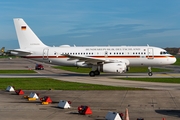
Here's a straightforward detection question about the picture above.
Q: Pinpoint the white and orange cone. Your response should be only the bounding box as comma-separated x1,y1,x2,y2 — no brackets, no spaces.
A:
124,108,129,120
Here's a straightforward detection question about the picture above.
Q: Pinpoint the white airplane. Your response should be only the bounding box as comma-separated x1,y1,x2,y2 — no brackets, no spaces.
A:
11,18,176,77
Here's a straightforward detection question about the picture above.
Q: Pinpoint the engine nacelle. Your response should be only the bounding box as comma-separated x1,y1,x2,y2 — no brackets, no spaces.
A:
99,63,127,73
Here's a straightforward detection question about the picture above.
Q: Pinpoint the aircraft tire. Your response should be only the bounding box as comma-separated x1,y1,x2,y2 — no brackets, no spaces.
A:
95,71,100,75
89,71,95,77
148,72,153,76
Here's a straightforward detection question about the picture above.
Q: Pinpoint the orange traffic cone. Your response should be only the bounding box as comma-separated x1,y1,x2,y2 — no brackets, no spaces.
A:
124,108,129,120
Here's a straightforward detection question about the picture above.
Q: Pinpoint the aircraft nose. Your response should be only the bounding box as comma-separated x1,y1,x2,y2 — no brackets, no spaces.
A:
170,56,177,64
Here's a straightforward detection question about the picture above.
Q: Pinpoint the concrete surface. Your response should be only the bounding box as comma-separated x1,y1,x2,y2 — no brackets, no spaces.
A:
0,57,180,120
1,90,180,120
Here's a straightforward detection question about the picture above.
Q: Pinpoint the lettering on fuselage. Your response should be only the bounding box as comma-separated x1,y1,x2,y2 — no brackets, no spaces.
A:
85,48,141,51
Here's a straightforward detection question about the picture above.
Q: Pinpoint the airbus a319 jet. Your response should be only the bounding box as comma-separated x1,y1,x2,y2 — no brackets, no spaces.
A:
11,18,176,77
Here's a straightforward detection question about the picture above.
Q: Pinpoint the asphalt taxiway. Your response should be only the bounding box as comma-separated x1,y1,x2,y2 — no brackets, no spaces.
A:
0,57,180,90
0,58,180,120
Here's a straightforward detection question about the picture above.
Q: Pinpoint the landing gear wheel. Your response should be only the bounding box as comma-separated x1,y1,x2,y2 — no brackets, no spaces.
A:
89,71,95,77
95,71,100,75
148,72,153,76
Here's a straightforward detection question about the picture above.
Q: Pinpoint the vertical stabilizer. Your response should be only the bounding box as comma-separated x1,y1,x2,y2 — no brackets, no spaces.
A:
13,18,47,49
0,47,5,53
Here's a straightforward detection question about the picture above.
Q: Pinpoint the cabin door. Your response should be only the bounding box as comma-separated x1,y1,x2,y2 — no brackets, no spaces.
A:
43,48,49,60
147,48,154,59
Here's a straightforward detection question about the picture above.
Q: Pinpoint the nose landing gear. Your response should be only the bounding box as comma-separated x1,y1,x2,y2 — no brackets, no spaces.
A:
148,67,153,76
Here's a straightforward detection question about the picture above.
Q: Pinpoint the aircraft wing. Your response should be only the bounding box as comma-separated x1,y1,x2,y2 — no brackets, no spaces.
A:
9,49,32,56
62,54,126,65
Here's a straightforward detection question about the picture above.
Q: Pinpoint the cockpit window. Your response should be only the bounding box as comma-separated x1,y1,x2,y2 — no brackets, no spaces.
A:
160,51,169,55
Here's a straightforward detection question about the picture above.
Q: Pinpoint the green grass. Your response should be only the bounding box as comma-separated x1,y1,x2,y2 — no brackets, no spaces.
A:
127,67,170,73
53,66,171,73
0,70,36,74
0,78,144,90
0,55,16,58
173,58,180,66
117,78,180,83
53,66,91,73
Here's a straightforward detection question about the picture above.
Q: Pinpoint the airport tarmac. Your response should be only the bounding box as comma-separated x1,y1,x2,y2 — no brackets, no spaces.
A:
0,57,180,120
1,90,180,120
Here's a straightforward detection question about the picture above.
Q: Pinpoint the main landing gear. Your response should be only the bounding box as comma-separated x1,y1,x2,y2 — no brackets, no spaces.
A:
148,67,153,76
89,70,100,77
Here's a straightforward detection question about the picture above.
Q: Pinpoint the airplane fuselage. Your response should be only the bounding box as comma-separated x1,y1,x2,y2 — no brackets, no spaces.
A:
23,46,176,67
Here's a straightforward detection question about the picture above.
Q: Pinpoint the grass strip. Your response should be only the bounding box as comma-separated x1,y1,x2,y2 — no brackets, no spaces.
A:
126,67,171,73
0,78,144,90
0,56,16,58
116,78,180,83
173,58,180,66
53,66,91,73
53,66,170,73
0,70,36,74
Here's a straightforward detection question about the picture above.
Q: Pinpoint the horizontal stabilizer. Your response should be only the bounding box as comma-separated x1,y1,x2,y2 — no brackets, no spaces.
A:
10,49,32,56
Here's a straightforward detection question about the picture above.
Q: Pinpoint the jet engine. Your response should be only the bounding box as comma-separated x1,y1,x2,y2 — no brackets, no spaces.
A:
99,62,127,73
75,61,90,67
